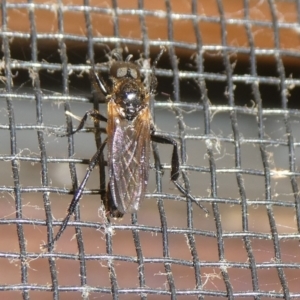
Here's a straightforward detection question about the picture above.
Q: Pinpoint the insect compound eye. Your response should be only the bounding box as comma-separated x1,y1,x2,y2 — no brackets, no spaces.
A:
128,68,138,79
116,67,127,78
111,62,140,80
116,67,138,79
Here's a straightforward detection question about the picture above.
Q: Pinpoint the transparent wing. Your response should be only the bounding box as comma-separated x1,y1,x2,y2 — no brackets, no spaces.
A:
107,101,151,214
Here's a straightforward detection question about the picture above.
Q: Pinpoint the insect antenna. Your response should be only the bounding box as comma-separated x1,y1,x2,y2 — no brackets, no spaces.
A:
152,46,165,71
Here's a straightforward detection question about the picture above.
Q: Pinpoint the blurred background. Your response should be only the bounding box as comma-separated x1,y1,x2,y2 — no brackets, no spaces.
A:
1,0,300,299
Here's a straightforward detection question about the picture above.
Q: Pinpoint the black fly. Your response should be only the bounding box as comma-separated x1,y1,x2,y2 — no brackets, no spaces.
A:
45,49,208,248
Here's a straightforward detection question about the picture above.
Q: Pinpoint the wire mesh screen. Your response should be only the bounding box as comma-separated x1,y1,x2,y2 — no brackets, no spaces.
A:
1,0,300,299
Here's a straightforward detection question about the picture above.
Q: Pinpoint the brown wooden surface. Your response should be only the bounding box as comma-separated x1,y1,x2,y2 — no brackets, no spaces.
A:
2,0,300,61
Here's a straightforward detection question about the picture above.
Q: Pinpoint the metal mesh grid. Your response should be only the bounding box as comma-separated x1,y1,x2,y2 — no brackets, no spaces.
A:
1,0,300,299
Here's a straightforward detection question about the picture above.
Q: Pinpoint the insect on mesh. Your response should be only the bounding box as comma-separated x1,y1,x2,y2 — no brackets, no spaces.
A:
0,0,300,300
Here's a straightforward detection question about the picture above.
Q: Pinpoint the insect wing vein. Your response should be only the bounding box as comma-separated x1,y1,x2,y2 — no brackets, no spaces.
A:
107,102,151,214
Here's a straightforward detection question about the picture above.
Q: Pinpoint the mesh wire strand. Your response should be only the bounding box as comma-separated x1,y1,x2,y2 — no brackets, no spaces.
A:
1,0,300,299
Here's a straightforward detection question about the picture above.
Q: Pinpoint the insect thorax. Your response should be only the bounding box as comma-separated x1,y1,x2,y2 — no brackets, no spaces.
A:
112,78,149,121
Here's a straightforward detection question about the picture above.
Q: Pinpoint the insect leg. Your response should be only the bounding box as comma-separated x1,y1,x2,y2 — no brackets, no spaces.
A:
151,133,209,214
150,47,165,94
90,68,109,96
44,139,108,248
151,134,179,181
60,109,107,137
105,183,124,219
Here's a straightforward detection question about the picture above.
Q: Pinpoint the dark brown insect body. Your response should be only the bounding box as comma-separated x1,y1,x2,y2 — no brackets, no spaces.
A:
45,50,207,247
106,61,152,217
